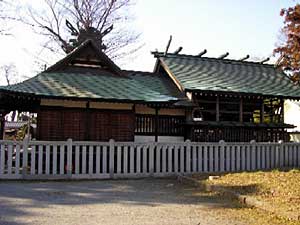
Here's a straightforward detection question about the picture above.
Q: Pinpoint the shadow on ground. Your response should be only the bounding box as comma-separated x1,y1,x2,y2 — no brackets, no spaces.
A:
0,178,248,225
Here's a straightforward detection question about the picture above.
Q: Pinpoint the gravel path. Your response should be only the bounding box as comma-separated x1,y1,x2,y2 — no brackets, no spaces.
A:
0,178,249,225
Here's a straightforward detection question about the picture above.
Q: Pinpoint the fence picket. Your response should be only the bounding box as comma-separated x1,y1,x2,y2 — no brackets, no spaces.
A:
261,145,266,169
117,146,122,174
53,145,57,175
256,145,261,170
186,141,191,173
0,144,4,175
293,145,297,167
60,145,65,175
136,146,141,174
241,145,246,170
0,140,299,180
82,146,86,174
174,145,179,173
156,145,161,173
230,146,235,172
197,146,202,172
143,146,148,174
103,146,107,174
288,145,293,167
46,145,50,175
266,145,271,169
214,146,219,172
225,146,230,172
124,146,128,175
7,144,13,175
38,145,43,175
22,139,28,176
168,146,173,173
246,145,251,171
236,145,241,171
192,146,197,172
203,146,208,172
75,146,80,175
219,143,225,172
297,145,300,167
89,147,93,175
161,146,167,174
15,145,20,175
209,146,214,172
180,145,184,173
284,145,289,167
130,146,134,173
251,144,256,171
96,146,100,174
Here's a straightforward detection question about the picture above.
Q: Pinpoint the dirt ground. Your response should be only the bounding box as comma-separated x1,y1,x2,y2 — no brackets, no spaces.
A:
0,178,270,225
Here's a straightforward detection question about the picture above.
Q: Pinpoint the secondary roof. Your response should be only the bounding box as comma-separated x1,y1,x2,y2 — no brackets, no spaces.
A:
0,70,183,102
154,52,300,99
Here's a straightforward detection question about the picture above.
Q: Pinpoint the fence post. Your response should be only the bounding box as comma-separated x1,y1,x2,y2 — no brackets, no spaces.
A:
22,137,29,177
109,139,115,178
278,140,283,168
67,138,73,176
149,143,155,176
219,140,225,172
186,140,191,173
250,140,256,171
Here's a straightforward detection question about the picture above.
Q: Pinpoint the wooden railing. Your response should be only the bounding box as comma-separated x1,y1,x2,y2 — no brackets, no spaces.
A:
0,139,299,180
135,114,184,136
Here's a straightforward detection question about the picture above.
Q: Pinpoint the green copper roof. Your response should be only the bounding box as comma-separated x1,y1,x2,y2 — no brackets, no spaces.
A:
0,70,183,102
158,53,300,98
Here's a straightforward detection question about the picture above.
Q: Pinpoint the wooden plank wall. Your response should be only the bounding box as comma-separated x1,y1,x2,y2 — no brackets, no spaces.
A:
38,108,135,141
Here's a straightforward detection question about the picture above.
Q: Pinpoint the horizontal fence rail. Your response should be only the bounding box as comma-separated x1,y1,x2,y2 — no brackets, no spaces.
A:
0,139,299,180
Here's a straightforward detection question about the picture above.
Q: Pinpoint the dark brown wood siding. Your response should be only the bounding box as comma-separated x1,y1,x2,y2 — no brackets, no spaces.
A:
37,109,63,141
37,108,135,141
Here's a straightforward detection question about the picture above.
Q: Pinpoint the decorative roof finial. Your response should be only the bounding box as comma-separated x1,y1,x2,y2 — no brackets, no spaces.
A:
218,52,229,59
173,47,183,54
197,49,207,57
260,58,270,64
164,35,173,56
239,55,250,61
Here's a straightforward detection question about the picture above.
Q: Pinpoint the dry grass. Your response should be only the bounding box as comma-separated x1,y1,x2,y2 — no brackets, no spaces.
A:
200,169,300,224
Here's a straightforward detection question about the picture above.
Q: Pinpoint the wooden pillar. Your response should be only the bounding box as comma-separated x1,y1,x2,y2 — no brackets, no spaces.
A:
270,99,273,123
154,108,159,142
239,98,243,122
0,114,4,140
281,99,284,123
216,96,220,122
260,99,264,123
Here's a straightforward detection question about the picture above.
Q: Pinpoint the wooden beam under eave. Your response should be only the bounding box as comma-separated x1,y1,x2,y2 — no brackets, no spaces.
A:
159,59,184,92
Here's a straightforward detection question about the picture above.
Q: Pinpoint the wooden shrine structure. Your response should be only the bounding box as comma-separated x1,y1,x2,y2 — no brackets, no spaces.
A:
1,40,300,142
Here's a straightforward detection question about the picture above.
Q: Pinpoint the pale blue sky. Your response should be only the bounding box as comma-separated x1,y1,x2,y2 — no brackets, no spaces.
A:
127,0,296,70
0,0,297,84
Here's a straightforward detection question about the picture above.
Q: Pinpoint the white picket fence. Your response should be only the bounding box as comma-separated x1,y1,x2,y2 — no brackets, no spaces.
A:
0,139,299,180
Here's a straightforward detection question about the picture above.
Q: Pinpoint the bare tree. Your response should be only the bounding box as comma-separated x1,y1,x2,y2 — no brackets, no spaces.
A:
18,0,141,60
1,63,19,121
1,63,18,86
0,0,12,34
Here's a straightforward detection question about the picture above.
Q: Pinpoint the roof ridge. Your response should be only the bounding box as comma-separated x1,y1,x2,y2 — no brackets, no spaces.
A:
152,51,276,67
